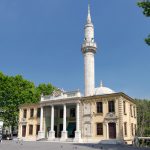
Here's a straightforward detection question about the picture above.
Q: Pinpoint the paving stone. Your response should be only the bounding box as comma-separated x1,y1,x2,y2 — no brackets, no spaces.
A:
0,141,149,150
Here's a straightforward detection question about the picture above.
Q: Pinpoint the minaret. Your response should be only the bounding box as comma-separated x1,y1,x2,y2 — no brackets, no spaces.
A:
82,4,97,96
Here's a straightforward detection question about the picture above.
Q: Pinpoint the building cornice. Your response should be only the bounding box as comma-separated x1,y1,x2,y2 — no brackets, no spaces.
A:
39,97,81,107
81,92,136,104
19,103,39,108
19,92,136,108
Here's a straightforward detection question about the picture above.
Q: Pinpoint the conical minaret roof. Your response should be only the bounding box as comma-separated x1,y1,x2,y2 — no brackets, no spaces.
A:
87,4,92,24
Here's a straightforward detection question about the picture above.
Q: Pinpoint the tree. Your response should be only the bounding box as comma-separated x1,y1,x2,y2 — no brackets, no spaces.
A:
0,72,56,131
135,99,150,137
35,83,56,98
138,0,150,45
0,73,37,129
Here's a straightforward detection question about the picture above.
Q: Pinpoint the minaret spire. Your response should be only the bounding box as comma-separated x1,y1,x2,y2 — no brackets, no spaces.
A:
87,3,92,24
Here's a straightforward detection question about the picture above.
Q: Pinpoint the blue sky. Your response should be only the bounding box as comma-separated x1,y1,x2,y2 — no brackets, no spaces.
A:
0,0,150,99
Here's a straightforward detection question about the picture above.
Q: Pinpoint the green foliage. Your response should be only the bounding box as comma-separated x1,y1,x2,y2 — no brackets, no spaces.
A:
135,99,150,137
0,72,56,129
138,1,150,45
145,35,150,45
36,83,56,98
138,1,150,17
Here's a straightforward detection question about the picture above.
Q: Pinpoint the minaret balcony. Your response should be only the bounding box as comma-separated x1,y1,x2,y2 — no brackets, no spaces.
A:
82,42,97,53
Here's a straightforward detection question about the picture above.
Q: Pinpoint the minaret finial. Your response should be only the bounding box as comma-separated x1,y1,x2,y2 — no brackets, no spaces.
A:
88,1,90,14
87,1,92,23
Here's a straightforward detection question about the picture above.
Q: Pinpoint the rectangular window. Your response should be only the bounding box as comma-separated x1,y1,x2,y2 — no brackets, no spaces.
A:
29,125,33,135
36,125,40,135
133,106,136,118
97,102,103,113
70,108,76,118
23,109,27,118
123,101,126,115
108,101,115,112
37,108,40,118
30,109,34,118
124,122,127,136
130,105,133,117
131,123,134,136
60,109,63,118
96,123,103,135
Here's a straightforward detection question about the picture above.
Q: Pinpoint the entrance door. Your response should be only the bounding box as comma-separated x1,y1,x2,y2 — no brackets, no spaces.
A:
108,123,116,139
67,122,76,138
22,125,26,137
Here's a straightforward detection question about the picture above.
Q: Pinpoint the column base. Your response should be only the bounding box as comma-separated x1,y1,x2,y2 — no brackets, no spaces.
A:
48,131,55,140
60,131,68,141
74,130,82,142
37,131,45,140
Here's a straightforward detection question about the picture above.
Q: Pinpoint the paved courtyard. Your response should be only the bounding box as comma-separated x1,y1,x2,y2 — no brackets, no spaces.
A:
0,141,149,150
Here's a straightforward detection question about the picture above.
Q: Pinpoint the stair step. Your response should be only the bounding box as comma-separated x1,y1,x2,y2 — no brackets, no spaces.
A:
100,139,125,145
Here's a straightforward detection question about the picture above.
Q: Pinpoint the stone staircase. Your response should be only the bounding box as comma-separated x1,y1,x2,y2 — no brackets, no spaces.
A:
37,138,47,141
99,139,125,145
39,138,74,142
51,138,60,142
66,138,74,142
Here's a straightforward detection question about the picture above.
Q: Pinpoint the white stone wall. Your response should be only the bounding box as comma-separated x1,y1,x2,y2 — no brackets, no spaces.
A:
85,25,94,42
84,52,95,96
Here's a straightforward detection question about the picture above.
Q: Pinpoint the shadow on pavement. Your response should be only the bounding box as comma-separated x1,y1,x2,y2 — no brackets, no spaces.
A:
73,143,150,150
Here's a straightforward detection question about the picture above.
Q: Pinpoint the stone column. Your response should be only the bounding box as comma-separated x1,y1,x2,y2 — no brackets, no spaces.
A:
63,104,67,131
40,107,43,131
51,105,54,131
74,103,82,142
61,104,68,140
38,106,45,139
76,103,80,131
48,105,55,140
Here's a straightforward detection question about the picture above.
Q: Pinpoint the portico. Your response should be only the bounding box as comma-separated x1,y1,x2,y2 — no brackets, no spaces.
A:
38,90,82,142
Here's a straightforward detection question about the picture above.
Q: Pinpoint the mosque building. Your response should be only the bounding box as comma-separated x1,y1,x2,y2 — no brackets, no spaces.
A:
18,4,137,144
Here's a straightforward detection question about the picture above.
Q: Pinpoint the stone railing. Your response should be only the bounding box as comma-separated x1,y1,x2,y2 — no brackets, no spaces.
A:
82,42,97,48
41,90,82,102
